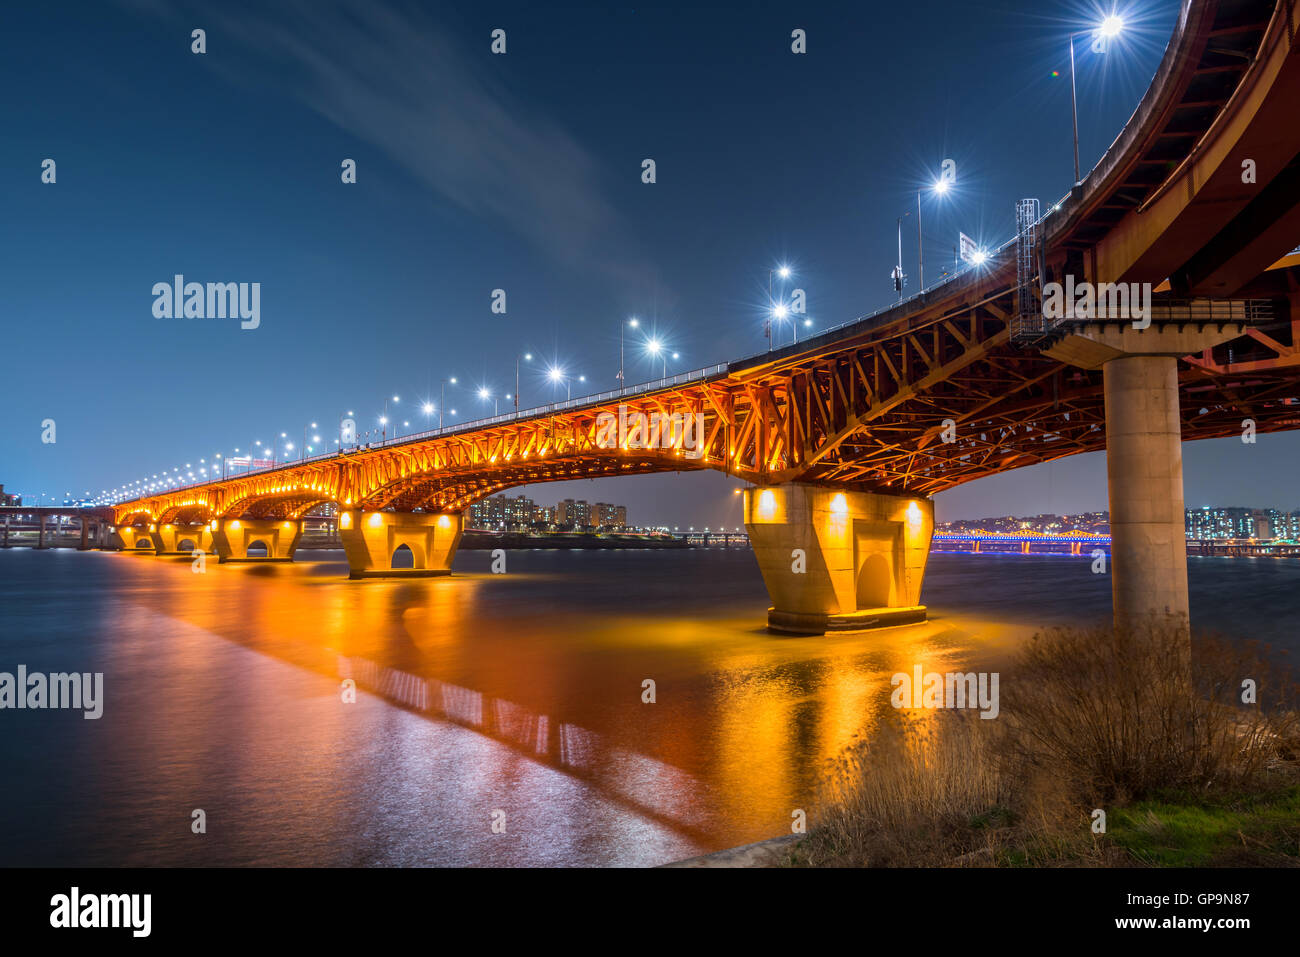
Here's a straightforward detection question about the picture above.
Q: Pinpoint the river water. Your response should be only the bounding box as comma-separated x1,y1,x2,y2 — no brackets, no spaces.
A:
1,547,1296,866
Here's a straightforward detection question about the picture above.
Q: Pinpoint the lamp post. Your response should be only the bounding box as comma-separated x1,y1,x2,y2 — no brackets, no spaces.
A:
1069,15,1124,183
767,266,790,351
647,338,668,378
440,379,456,430
515,354,531,411
548,367,573,400
913,178,951,292
620,319,638,392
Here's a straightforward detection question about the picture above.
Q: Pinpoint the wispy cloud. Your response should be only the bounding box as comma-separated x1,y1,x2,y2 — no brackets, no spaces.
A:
122,0,649,284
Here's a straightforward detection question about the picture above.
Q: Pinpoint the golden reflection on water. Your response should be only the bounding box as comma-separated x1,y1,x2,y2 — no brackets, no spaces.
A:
99,550,1024,858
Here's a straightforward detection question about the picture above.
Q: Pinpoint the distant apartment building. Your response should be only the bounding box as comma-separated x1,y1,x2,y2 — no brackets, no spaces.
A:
556,498,591,528
1186,506,1300,540
553,498,628,530
467,494,627,531
467,495,511,530
591,502,627,529
0,485,20,506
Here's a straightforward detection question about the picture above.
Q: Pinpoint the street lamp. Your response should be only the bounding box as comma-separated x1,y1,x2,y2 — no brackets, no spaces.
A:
620,319,638,392
516,354,531,411
912,178,951,292
548,366,573,400
478,387,499,415
767,266,791,351
646,338,668,378
1069,14,1124,183
440,378,456,430
302,422,317,460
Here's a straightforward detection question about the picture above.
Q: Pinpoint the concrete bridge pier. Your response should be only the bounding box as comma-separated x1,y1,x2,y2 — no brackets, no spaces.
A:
211,518,301,563
338,509,463,579
149,522,216,556
1048,321,1245,633
112,525,154,551
743,483,933,635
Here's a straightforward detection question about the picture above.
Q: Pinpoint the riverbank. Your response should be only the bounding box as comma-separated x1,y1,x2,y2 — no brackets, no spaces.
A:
784,622,1300,868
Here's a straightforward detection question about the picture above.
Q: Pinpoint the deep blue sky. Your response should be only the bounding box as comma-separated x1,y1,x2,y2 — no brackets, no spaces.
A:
4,0,1297,525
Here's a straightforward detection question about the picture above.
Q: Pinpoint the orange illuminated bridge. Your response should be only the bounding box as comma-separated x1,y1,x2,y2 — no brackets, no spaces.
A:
109,0,1300,634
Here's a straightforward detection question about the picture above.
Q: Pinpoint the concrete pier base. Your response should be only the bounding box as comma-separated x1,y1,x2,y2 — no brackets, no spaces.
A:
1045,319,1245,633
1104,354,1190,631
114,526,156,551
744,484,933,635
149,522,216,556
212,518,301,563
339,510,463,579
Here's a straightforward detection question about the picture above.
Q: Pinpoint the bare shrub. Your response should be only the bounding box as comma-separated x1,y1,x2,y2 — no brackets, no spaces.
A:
997,619,1299,805
798,619,1299,867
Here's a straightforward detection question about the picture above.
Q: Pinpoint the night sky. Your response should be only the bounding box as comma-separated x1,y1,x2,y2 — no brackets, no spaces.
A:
5,0,1297,526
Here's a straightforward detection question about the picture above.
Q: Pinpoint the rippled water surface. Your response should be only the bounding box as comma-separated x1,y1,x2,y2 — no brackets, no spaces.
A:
1,547,1295,866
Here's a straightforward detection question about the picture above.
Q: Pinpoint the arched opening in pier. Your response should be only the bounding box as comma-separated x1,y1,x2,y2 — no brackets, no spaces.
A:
391,544,415,569
247,540,269,558
134,538,152,549
177,538,196,552
856,552,893,609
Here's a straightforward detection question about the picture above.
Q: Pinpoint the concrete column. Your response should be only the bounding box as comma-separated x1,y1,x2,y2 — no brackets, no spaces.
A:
1103,354,1189,631
2,517,9,548
743,483,933,635
339,509,462,579
79,518,90,550
36,515,46,549
211,518,301,563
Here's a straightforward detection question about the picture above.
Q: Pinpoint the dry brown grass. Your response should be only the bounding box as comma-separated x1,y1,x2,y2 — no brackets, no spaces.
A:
793,619,1300,867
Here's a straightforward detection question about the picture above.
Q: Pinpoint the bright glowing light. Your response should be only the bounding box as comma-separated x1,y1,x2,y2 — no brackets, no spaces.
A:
422,402,434,415
379,416,388,425
758,489,777,517
971,250,987,265
629,318,638,327
437,515,451,528
548,367,564,382
1099,14,1124,37
647,339,662,354
773,303,789,320
830,493,848,515
778,266,791,279
478,387,490,399
368,513,383,528
906,501,923,526
933,179,950,195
